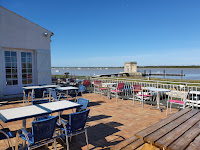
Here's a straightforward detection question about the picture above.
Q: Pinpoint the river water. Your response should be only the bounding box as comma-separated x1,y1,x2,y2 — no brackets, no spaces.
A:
52,68,200,80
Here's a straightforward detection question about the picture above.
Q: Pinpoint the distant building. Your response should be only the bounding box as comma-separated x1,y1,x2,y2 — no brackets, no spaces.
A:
124,62,137,73
0,6,53,98
122,62,142,76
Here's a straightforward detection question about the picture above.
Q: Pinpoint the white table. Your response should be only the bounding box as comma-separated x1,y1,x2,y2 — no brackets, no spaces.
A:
56,87,79,100
42,85,60,88
22,86,46,105
0,100,81,128
102,83,117,99
144,87,170,112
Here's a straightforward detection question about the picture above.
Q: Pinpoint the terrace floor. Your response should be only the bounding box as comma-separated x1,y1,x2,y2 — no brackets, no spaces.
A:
0,93,178,150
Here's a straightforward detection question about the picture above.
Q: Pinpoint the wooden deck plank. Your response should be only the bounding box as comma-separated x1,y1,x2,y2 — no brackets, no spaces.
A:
135,108,191,139
122,139,144,150
111,136,139,150
168,121,200,150
144,109,199,144
186,135,200,150
155,112,200,149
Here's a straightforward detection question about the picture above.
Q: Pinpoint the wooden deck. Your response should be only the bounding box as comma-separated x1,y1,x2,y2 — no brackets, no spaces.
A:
0,93,178,150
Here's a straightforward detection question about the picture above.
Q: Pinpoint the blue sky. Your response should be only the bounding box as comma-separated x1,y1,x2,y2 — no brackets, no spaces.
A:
1,0,200,67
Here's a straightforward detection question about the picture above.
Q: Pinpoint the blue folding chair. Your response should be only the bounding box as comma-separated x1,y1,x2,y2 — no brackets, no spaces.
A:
77,85,85,97
18,116,58,150
59,109,90,150
0,124,14,150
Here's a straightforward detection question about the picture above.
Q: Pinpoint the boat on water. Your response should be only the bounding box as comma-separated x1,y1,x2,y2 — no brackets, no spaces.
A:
55,70,60,72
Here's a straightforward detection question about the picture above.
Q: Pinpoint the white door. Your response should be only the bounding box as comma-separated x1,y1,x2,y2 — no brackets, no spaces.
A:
3,49,34,95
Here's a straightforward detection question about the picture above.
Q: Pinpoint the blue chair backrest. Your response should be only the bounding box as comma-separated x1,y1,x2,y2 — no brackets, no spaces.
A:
78,85,85,93
77,98,89,111
34,88,46,98
32,99,49,105
69,109,90,132
49,88,58,100
32,116,58,143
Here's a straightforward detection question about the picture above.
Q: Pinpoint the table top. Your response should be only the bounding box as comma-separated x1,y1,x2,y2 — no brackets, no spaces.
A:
22,86,42,90
56,86,79,91
0,100,81,123
135,108,200,150
189,91,200,95
144,87,171,92
102,83,117,86
42,85,60,88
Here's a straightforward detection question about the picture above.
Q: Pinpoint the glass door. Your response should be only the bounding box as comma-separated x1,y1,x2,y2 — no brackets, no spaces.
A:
21,52,33,85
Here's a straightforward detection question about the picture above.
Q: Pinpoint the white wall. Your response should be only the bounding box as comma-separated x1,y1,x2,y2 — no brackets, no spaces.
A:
0,6,53,50
0,6,53,98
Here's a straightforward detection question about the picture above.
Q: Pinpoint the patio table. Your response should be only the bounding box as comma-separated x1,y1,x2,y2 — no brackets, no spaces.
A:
134,108,200,150
102,83,117,99
22,86,45,105
144,87,170,112
56,86,79,100
0,100,81,128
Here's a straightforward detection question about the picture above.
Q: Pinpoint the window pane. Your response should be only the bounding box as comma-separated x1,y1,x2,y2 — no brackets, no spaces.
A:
22,80,27,84
6,80,12,85
12,63,17,68
5,51,10,56
22,74,27,79
21,58,26,62
22,69,26,73
11,57,17,62
12,69,17,74
13,80,18,85
21,52,26,57
27,53,32,57
28,74,32,78
11,52,16,56
12,74,18,79
22,63,26,68
5,63,11,68
6,69,11,74
5,57,11,62
27,58,32,63
6,75,11,79
28,69,32,73
27,63,32,68
28,79,32,84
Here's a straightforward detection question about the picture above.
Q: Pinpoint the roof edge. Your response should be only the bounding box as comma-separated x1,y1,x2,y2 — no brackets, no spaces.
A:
0,5,54,36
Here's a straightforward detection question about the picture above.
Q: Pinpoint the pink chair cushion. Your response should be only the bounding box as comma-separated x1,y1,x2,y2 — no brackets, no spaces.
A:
111,90,122,93
136,94,152,97
169,100,184,104
100,88,107,90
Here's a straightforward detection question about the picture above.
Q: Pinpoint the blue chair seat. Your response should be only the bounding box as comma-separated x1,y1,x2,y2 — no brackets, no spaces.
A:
0,128,13,140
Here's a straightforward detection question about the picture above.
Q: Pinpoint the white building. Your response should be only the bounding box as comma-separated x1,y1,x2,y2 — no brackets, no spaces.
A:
0,6,53,98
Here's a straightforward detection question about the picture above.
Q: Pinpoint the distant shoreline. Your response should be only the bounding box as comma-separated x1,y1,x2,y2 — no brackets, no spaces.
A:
52,66,200,69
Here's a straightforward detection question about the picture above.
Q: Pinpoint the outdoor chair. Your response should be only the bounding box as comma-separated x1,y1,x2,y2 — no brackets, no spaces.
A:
76,98,89,112
166,92,188,115
131,85,152,107
77,85,85,97
93,80,102,96
58,109,90,150
110,83,124,100
49,88,60,101
61,98,89,121
30,88,46,102
83,80,91,92
17,116,58,150
0,124,14,150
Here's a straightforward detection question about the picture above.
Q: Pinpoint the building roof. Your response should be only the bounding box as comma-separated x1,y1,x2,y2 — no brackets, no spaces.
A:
0,5,54,36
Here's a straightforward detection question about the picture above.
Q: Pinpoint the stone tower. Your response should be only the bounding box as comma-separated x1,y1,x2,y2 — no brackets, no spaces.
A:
124,62,137,73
